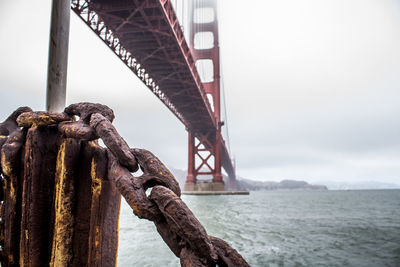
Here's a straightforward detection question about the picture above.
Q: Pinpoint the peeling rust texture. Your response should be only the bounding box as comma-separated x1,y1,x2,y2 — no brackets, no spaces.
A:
108,151,160,221
64,102,114,123
87,142,120,267
0,104,249,267
90,113,138,172
72,142,120,267
210,236,250,267
58,120,97,141
50,138,80,267
72,142,95,266
16,111,71,128
1,129,26,266
0,107,31,136
20,126,59,267
150,186,217,263
0,106,121,266
131,148,181,197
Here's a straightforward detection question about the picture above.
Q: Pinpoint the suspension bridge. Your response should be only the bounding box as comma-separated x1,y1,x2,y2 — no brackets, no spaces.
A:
0,1,250,265
70,0,237,191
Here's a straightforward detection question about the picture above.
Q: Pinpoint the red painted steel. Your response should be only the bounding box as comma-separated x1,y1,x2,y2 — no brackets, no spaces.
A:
186,0,223,184
71,0,236,186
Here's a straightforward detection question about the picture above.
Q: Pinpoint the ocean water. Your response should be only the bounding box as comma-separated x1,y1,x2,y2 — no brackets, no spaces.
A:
117,190,400,267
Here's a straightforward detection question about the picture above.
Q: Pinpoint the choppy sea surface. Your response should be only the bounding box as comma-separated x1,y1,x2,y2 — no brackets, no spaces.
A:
117,190,400,267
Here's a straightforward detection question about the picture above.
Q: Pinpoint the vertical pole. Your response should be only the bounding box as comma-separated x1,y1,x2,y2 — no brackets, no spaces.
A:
46,0,70,112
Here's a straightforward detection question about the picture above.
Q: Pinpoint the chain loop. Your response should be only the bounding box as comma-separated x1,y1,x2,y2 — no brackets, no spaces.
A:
0,103,250,267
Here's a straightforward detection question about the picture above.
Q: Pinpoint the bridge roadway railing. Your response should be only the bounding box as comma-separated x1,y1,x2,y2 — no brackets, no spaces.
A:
71,0,235,180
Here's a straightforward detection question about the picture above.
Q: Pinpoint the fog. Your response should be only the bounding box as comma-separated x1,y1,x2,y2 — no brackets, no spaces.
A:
1,0,399,184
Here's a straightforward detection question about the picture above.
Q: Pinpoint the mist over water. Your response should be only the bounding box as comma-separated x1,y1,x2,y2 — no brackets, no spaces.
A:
118,190,400,266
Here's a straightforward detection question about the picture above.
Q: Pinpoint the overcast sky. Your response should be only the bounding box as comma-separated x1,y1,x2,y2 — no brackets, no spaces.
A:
0,0,399,184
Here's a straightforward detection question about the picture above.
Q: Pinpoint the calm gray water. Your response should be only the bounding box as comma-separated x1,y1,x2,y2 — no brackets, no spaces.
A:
117,190,400,267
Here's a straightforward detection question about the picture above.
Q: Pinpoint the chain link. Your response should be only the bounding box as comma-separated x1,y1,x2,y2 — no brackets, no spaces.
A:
0,103,249,267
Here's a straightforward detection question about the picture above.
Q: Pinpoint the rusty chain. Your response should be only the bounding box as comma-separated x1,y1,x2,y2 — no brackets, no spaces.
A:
0,103,249,267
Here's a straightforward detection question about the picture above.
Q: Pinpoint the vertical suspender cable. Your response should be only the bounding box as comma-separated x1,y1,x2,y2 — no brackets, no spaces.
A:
220,52,231,154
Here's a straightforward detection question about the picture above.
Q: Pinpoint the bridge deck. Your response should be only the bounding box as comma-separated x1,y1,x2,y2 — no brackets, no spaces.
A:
90,0,216,130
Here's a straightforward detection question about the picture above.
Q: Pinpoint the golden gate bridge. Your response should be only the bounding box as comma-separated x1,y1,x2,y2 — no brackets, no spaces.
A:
70,0,237,191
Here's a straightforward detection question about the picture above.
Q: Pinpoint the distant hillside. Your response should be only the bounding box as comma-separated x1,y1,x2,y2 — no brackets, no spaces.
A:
168,168,400,191
236,178,327,191
320,181,400,190
169,167,327,191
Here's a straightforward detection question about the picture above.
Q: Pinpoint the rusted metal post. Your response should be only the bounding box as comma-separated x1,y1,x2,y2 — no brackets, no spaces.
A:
46,0,70,112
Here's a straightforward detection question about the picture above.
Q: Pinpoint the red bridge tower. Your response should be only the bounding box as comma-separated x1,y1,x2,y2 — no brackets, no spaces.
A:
184,0,226,191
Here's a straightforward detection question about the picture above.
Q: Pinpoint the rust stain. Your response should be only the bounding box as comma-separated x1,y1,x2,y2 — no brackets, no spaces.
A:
91,158,102,198
131,204,141,216
8,254,14,265
95,226,100,248
50,140,75,267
